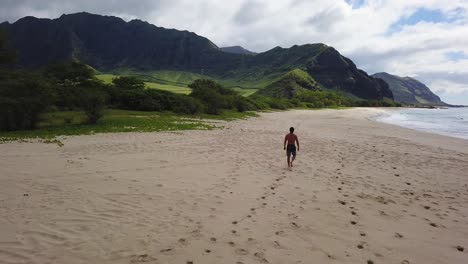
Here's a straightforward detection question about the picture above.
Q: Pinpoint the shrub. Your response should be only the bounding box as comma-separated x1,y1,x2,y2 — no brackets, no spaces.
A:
112,76,145,91
0,72,52,131
81,89,106,124
189,79,240,114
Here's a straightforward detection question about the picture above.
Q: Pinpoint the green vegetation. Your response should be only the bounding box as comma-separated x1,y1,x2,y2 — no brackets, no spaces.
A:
1,60,262,139
254,69,402,109
0,109,215,140
0,71,53,130
232,88,258,97
257,69,321,99
144,82,192,94
95,74,115,83
96,73,193,94
1,34,399,141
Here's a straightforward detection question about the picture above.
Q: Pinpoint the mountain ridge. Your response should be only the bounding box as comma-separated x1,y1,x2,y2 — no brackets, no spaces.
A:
1,12,393,101
220,46,257,55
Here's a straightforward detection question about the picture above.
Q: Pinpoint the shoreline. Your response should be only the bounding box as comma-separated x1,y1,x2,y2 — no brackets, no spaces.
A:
1,108,467,264
368,107,468,141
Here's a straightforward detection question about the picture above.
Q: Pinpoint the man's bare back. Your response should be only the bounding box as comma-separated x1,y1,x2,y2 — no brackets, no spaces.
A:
284,127,299,168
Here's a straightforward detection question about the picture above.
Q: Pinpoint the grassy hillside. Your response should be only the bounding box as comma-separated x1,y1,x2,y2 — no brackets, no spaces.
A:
257,69,321,98
96,72,259,96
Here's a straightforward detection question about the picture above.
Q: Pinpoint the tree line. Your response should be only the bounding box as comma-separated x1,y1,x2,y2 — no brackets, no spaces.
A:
0,60,400,132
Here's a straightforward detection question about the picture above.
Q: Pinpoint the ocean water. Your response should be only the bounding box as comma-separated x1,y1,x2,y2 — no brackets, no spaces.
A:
375,107,468,140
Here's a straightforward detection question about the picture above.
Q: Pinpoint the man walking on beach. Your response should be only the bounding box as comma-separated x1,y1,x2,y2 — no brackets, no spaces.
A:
284,127,299,168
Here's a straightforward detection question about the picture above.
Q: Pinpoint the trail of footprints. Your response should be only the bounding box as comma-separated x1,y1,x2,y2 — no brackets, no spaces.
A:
330,140,468,264
4,134,467,264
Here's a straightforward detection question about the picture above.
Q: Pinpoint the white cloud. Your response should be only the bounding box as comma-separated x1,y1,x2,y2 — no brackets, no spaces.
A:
430,79,468,95
1,0,468,104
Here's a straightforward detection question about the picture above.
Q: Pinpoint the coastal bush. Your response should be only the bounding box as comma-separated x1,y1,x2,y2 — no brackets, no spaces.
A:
294,89,352,108
112,76,145,90
0,72,53,131
189,79,240,114
81,87,106,124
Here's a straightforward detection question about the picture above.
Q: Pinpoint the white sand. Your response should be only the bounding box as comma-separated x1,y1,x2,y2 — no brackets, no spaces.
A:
1,108,468,264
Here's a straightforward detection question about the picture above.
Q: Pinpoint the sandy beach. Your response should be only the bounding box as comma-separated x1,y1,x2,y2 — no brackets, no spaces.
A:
1,108,467,264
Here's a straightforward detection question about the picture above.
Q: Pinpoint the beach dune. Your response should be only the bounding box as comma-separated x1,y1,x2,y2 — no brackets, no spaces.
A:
1,109,467,264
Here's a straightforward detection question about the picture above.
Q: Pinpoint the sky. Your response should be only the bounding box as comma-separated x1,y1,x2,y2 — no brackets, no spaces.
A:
1,0,468,105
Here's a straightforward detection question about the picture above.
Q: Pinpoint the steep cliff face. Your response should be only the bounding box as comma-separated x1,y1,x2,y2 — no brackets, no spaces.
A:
1,12,392,101
372,72,446,105
306,47,393,100
1,12,236,71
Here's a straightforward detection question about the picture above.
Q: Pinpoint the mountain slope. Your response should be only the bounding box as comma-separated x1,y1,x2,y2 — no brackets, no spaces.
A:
1,12,244,72
257,69,321,98
372,72,445,105
220,46,257,55
1,12,392,101
306,47,393,100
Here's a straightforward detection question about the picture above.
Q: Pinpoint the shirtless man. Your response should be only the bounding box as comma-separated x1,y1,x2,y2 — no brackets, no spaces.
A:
284,127,300,168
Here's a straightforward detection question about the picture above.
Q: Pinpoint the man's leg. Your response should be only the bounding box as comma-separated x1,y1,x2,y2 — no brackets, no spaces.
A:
291,153,296,167
287,153,291,167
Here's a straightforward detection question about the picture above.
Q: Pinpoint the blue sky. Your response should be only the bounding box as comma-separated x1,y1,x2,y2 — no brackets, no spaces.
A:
387,8,453,35
345,0,366,9
1,0,468,105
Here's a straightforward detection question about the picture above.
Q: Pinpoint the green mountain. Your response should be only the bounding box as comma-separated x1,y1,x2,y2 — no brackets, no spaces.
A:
1,12,393,101
257,69,320,98
372,72,446,105
220,46,257,55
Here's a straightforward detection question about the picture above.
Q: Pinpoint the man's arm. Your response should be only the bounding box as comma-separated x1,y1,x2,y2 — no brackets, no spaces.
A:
284,135,287,150
296,136,300,151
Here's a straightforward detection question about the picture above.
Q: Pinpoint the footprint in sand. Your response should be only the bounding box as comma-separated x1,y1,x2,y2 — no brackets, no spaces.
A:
130,254,157,263
178,238,188,246
275,230,285,236
254,252,269,263
235,248,249,255
160,248,174,255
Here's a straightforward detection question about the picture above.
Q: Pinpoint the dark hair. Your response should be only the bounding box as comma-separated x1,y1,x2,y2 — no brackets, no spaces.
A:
290,127,294,133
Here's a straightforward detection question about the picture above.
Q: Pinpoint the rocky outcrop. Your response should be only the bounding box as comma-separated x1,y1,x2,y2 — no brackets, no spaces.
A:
372,72,446,105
